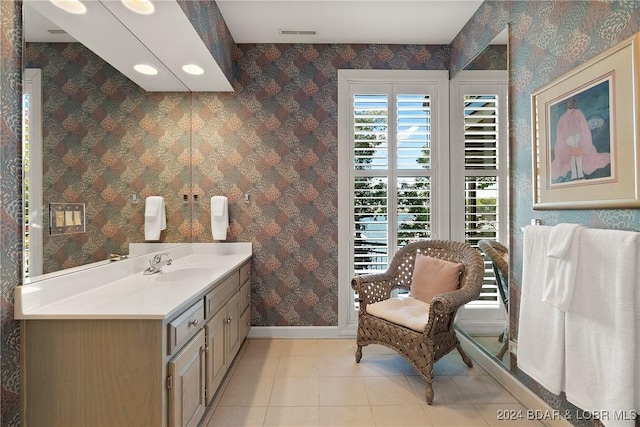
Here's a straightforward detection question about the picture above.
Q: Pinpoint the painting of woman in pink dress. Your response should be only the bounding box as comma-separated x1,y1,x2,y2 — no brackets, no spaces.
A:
550,80,612,184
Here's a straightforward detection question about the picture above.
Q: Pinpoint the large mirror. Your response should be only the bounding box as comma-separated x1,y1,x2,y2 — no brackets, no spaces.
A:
451,27,511,370
23,4,193,279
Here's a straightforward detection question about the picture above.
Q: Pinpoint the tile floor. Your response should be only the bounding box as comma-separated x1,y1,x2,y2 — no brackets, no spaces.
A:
203,338,545,427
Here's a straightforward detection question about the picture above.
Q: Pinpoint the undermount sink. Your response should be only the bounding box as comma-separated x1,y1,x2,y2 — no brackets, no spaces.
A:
151,266,215,283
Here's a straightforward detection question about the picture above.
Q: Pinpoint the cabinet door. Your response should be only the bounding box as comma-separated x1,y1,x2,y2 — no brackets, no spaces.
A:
204,308,227,405
226,292,241,361
168,330,206,427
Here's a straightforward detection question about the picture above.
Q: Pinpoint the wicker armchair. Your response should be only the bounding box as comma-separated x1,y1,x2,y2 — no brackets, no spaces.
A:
351,240,484,404
478,239,509,359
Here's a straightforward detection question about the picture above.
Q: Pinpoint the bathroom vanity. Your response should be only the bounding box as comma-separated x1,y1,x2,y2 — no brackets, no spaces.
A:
15,243,252,427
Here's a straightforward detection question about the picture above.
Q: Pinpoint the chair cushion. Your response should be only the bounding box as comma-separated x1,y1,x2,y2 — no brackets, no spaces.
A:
365,297,430,332
410,254,463,303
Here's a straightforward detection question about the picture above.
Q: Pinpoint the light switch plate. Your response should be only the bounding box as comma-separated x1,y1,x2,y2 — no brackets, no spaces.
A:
49,203,86,235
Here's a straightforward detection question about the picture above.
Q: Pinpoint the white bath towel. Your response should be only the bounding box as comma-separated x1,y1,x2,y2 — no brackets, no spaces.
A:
517,225,565,394
144,196,166,241
542,223,585,311
564,228,640,426
211,196,229,240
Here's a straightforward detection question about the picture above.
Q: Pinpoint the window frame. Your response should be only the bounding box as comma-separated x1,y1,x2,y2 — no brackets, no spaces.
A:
450,70,509,332
337,70,449,335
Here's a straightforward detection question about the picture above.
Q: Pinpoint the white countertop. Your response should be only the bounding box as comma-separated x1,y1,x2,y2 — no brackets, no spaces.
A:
15,243,252,320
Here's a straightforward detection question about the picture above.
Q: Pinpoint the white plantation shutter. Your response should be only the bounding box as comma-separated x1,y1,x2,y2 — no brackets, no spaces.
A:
353,176,389,274
464,94,501,307
23,69,44,278
396,94,431,169
351,89,434,278
23,92,31,276
352,93,390,276
353,94,388,169
448,70,508,334
338,70,449,332
396,177,431,244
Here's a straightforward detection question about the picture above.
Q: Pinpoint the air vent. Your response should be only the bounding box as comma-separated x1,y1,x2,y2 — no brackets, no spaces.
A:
279,29,317,36
47,29,67,35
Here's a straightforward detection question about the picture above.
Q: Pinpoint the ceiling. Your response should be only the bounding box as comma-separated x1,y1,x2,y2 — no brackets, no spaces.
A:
215,0,485,45
24,0,502,91
25,0,488,45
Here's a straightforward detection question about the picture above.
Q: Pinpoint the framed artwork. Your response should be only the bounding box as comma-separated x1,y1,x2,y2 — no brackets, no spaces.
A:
531,32,640,209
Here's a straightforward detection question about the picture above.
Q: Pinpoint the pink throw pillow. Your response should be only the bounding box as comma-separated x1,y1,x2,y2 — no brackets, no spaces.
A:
410,254,463,303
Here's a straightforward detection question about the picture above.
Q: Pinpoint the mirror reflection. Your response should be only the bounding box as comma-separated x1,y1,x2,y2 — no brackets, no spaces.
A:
23,4,192,278
453,28,510,369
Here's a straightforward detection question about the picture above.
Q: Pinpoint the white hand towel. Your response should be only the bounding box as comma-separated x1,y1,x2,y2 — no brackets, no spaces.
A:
144,196,166,241
564,228,640,426
517,225,565,394
211,196,228,240
542,223,584,311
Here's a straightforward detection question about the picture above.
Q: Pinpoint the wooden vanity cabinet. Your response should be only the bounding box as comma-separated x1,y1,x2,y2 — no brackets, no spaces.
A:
21,259,251,427
202,261,250,406
21,319,165,427
168,329,206,427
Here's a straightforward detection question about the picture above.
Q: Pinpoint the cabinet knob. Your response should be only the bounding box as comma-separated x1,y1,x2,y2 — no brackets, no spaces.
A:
226,316,233,323
189,319,199,327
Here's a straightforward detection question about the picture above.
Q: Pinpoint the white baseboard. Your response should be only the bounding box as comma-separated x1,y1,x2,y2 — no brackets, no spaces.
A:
247,326,345,339
458,333,572,427
454,319,506,335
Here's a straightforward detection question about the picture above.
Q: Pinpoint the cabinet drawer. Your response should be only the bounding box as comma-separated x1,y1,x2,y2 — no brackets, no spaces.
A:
168,300,204,355
239,262,250,285
205,272,239,319
240,280,251,314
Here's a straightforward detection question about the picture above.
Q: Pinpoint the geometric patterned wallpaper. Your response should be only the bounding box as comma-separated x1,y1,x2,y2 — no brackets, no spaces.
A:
0,1,22,425
25,40,504,326
28,42,456,319
452,1,640,423
194,43,506,327
26,43,191,274
26,41,506,279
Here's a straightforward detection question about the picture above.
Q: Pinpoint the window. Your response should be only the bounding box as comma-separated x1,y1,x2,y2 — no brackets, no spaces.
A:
464,93,502,307
338,71,449,333
352,92,433,276
450,70,508,333
338,70,507,336
23,69,44,278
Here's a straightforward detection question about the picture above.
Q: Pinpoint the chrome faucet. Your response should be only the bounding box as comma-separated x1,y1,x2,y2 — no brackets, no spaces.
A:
144,253,172,275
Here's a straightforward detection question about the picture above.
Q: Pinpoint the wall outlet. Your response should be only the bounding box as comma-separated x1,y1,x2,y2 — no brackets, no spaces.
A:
509,339,518,355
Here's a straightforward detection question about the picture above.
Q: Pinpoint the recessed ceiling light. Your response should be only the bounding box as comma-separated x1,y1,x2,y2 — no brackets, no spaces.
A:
121,0,154,15
50,0,87,15
182,64,204,76
134,64,158,75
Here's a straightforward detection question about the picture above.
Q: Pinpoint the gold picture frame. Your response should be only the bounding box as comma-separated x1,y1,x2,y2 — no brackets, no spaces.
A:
532,33,640,209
